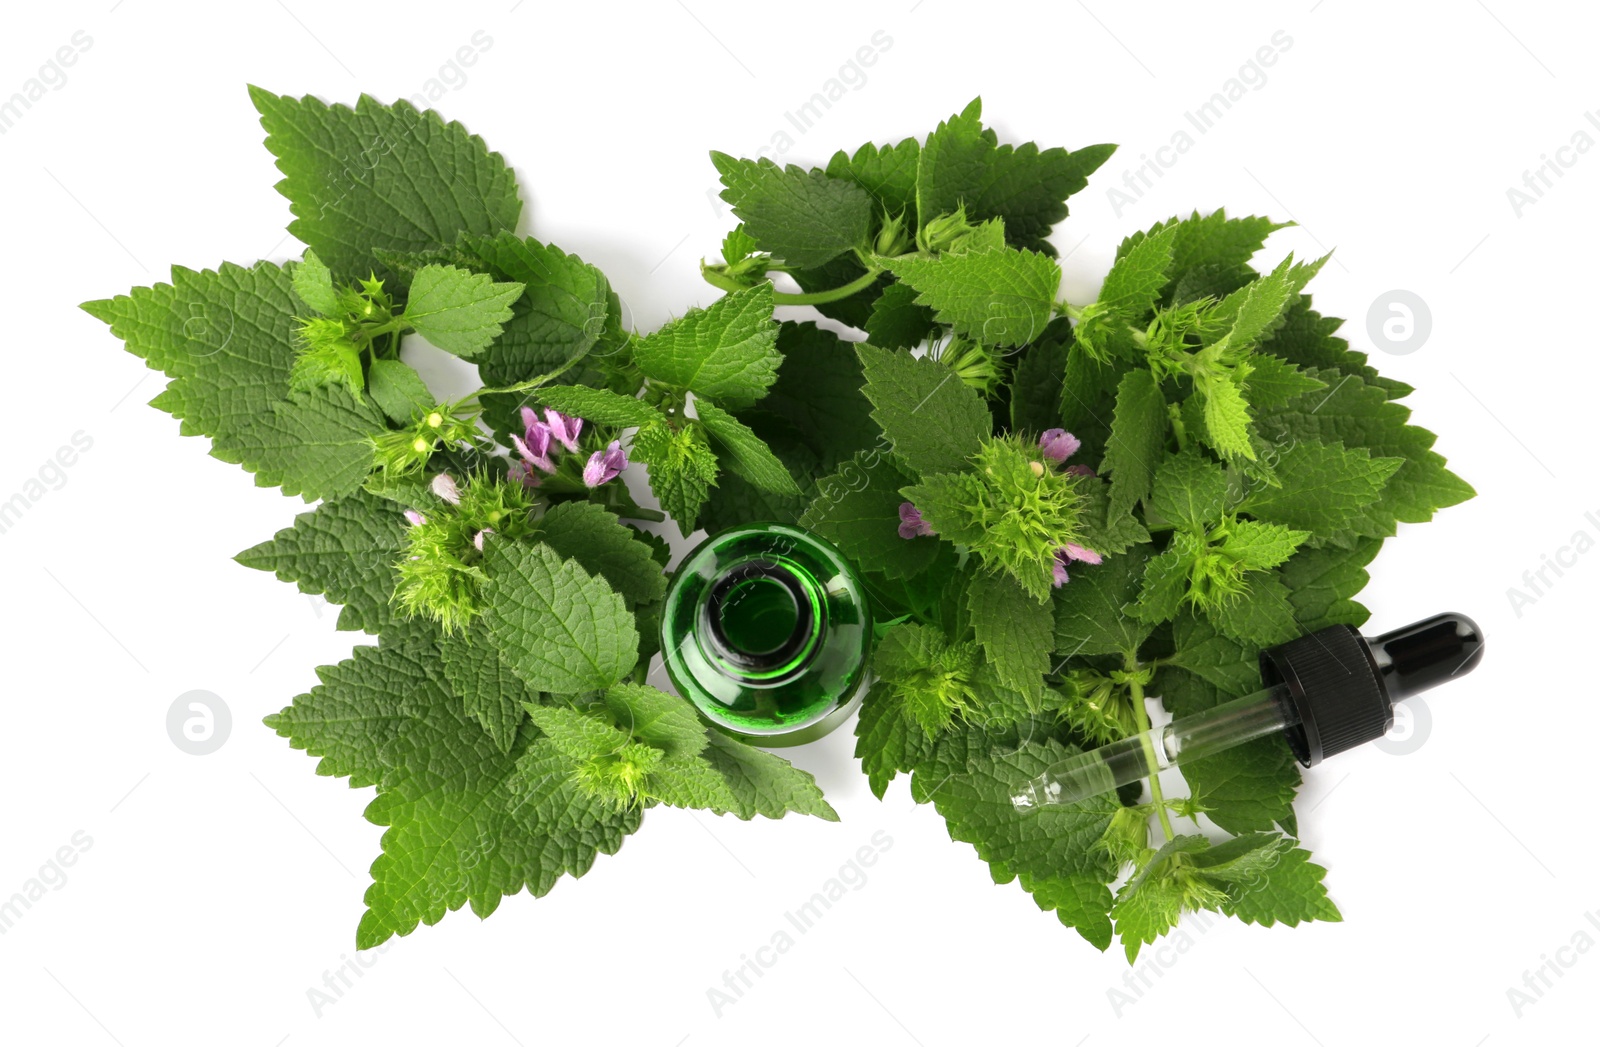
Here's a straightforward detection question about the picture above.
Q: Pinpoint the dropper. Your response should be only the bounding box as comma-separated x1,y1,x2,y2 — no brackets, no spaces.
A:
1012,613,1485,811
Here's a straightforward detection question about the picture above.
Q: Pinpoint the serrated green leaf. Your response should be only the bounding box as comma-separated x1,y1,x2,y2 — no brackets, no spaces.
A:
1206,572,1299,646
1242,354,1326,410
967,571,1054,700
366,358,434,424
882,245,1060,348
248,87,521,283
527,385,661,429
632,422,720,535
1053,549,1152,658
826,137,921,225
235,489,407,634
856,343,990,477
1280,539,1380,630
1240,440,1402,536
1097,222,1177,318
402,264,523,358
1019,873,1115,951
916,97,1115,255
853,680,934,800
438,620,536,753
633,284,781,409
752,322,880,472
1221,846,1340,927
1198,375,1256,460
454,232,620,388
484,542,638,695
865,280,938,349
702,731,839,821
711,152,874,268
695,399,802,496
801,451,940,580
291,250,338,314
537,501,667,610
1149,450,1228,531
1102,369,1168,519
215,385,385,501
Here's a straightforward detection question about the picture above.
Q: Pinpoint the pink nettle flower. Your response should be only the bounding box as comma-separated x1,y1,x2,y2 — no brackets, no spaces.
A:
583,440,627,488
507,459,542,489
1039,428,1082,463
898,501,934,539
512,422,556,475
403,509,427,527
1051,543,1103,587
430,472,461,505
473,528,494,552
542,408,583,453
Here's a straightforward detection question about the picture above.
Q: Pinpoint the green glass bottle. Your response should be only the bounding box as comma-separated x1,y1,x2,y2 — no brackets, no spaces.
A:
659,524,872,745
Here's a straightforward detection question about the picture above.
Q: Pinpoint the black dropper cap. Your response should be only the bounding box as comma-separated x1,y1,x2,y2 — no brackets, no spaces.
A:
1259,612,1484,767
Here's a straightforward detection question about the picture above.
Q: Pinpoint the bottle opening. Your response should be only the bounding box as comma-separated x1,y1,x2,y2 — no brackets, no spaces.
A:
717,576,799,656
704,560,820,676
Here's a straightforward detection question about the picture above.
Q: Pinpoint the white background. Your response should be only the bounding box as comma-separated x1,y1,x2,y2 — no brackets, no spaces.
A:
2,1,1596,1044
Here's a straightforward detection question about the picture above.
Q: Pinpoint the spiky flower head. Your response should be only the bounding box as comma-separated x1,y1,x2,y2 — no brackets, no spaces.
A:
392,473,536,633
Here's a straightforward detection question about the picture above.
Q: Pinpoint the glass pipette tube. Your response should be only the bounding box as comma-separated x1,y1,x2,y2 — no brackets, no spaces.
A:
1012,681,1299,811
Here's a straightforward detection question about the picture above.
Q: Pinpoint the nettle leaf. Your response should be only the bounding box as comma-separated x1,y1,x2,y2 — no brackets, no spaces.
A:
366,358,434,424
882,245,1060,348
856,344,990,477
1281,539,1381,630
632,421,721,535
695,399,802,496
82,261,386,501
753,322,880,472
291,250,339,314
454,232,621,388
854,680,934,800
438,620,538,754
633,284,781,409
1222,846,1341,927
916,97,1115,255
1207,252,1329,358
1096,222,1178,319
402,264,523,359
826,137,921,225
235,489,407,633
1053,549,1152,658
249,87,521,282
802,451,942,580
702,731,838,821
929,737,1120,947
1119,209,1291,305
865,280,939,350
1101,369,1168,519
537,501,667,611
1149,450,1228,531
484,542,639,695
1239,439,1402,537
1255,365,1475,541
529,385,661,429
967,571,1054,701
711,152,874,268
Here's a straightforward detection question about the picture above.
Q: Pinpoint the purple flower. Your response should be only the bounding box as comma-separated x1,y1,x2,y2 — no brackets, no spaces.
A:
1051,542,1103,587
403,509,427,527
1039,428,1082,463
583,440,627,488
543,409,583,453
897,501,934,539
430,472,461,505
1065,464,1097,478
512,424,556,475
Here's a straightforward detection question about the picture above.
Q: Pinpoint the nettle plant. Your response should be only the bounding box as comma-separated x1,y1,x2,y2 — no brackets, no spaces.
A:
85,90,1470,958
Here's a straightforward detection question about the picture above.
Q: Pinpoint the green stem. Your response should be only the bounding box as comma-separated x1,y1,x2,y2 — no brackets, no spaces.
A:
1125,653,1175,842
701,267,881,306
